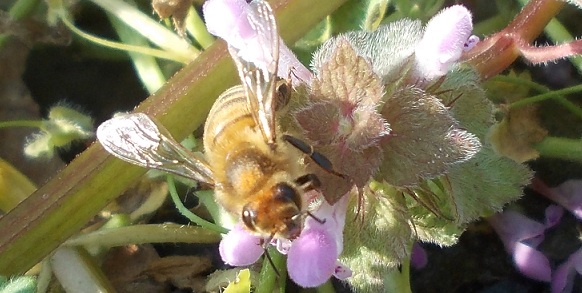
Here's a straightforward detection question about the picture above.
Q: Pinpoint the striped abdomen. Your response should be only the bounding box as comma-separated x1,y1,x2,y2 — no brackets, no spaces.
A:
203,85,254,153
203,85,290,212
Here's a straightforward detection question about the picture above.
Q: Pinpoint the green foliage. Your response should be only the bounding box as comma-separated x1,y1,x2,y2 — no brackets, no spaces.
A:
223,269,252,293
0,276,36,293
295,8,533,292
24,106,94,159
341,184,412,292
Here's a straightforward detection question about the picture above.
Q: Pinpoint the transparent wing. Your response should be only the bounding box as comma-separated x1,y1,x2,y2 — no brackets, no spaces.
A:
96,113,214,185
228,0,279,146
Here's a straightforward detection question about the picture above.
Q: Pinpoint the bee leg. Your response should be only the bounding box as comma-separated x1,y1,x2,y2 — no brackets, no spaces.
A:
274,80,291,111
294,173,321,192
282,135,347,178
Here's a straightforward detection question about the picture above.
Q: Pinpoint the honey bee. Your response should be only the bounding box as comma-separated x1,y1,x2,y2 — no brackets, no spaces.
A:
97,0,339,240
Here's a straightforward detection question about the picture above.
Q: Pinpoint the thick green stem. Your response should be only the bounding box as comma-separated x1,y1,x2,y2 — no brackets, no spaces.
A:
533,136,582,162
186,7,215,49
64,223,221,247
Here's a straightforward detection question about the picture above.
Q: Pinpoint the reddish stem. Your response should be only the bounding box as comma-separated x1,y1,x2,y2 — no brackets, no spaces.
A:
520,39,582,64
461,0,566,79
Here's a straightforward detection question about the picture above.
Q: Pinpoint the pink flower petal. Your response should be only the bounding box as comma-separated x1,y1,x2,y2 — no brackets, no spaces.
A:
203,0,310,85
548,180,582,220
514,242,552,282
219,224,263,266
488,210,546,251
411,242,428,269
203,0,252,43
274,238,292,255
544,204,564,229
552,247,582,293
463,35,480,51
334,261,352,280
414,5,474,81
287,227,337,287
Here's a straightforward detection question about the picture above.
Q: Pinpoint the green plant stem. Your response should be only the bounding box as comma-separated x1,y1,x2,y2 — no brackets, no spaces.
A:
64,223,221,247
108,5,167,94
0,120,43,129
58,13,190,64
533,136,582,162
509,83,582,111
256,248,287,293
0,0,349,276
166,175,228,234
492,75,582,119
384,253,412,292
89,0,198,60
186,7,215,49
0,0,42,48
196,189,236,229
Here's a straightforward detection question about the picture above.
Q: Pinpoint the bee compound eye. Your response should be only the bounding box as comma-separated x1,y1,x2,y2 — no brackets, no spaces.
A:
274,183,300,207
273,183,301,209
242,206,257,231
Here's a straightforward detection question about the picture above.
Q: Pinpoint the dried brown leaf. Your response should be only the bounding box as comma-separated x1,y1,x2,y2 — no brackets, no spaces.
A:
489,105,548,163
102,245,169,293
144,255,212,282
152,0,194,37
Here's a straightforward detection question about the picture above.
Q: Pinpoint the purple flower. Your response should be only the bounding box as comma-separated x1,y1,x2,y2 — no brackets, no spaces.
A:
287,195,352,287
219,224,264,266
218,195,351,287
414,5,476,82
552,247,582,293
487,205,564,282
533,178,582,220
411,242,428,269
203,0,311,85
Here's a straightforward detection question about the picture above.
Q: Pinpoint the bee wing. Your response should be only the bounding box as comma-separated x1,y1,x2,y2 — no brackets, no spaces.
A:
96,113,215,185
228,0,279,146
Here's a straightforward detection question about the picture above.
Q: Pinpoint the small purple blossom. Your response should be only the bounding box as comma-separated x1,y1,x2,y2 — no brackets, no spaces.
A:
533,178,582,220
552,247,582,293
288,195,351,287
531,178,582,293
218,196,351,287
414,5,475,81
219,224,263,266
202,0,311,84
464,35,480,51
411,242,428,270
487,205,564,282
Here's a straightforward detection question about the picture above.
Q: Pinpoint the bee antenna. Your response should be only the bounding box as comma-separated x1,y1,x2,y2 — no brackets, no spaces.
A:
306,211,326,225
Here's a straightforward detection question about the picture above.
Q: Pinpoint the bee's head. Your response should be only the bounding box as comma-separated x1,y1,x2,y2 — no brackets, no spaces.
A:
242,182,303,239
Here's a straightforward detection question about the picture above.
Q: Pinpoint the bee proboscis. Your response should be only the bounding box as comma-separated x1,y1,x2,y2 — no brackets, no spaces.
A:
97,0,334,240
